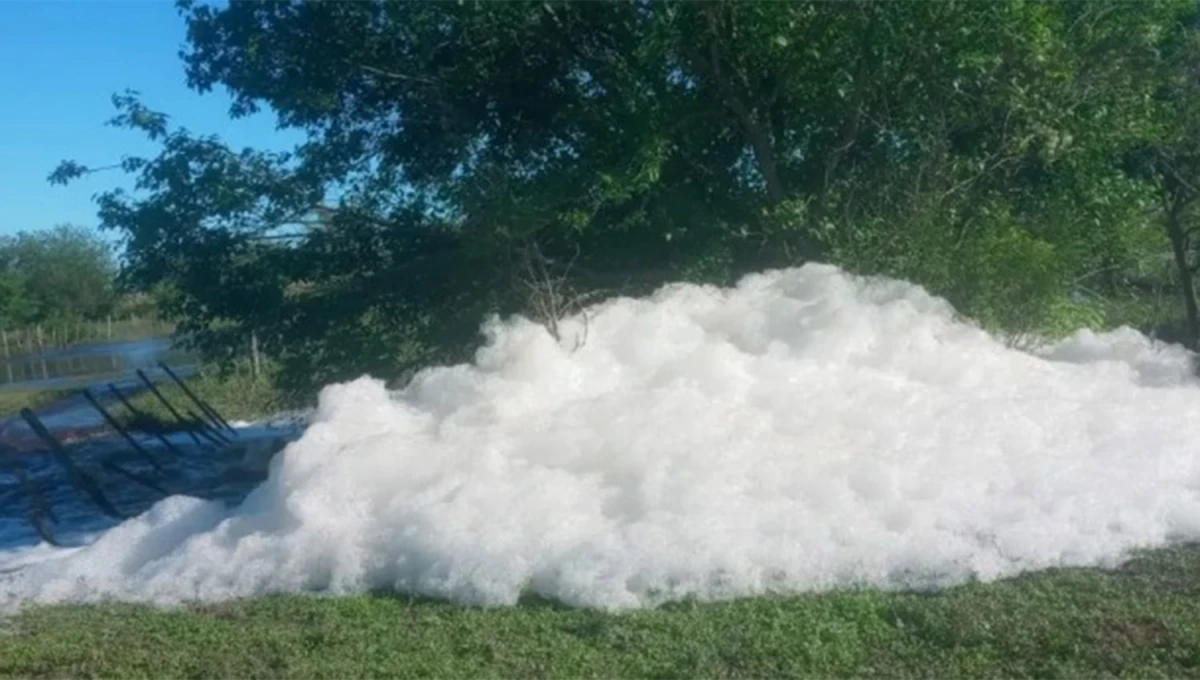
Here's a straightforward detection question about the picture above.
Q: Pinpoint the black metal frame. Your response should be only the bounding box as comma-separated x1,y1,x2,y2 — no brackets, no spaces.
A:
1,364,242,546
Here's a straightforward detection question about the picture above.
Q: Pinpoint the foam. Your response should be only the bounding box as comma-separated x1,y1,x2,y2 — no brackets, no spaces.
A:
2,263,1199,611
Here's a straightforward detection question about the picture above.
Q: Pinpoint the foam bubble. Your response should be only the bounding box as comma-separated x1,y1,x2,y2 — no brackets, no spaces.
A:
2,263,1199,611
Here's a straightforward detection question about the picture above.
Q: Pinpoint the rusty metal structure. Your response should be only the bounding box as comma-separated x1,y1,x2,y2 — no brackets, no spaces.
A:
0,362,272,546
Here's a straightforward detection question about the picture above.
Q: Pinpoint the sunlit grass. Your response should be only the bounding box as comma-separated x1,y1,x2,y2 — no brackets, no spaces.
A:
2,545,1198,678
0,388,73,418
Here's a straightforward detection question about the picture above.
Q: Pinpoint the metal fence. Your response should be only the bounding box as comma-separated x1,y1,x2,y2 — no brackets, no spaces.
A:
2,362,242,546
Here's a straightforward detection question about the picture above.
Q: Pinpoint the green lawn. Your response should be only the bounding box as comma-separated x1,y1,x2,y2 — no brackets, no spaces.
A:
2,544,1198,678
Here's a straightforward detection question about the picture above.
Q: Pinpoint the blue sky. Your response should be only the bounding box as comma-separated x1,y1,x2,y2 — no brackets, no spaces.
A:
0,0,305,238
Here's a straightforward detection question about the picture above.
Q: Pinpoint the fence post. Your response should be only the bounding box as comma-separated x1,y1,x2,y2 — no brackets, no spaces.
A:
134,369,211,449
108,382,183,457
82,389,165,473
158,362,238,435
35,325,47,380
250,330,261,380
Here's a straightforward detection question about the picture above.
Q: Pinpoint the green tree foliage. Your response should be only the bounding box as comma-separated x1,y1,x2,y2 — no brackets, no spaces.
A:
0,270,36,329
1117,3,1200,348
0,224,117,327
51,0,1200,391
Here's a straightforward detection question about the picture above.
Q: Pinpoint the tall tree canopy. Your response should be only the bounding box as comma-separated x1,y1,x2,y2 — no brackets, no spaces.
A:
52,0,1200,391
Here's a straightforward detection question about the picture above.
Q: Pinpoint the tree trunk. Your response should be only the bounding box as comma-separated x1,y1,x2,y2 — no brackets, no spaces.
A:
1165,190,1200,349
706,67,785,205
692,5,786,206
744,118,787,205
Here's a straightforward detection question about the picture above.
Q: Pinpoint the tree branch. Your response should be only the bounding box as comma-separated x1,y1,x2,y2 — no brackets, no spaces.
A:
357,63,436,86
686,9,786,205
1158,155,1200,197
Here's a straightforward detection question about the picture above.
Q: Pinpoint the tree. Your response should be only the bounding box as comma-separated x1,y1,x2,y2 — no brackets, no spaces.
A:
0,224,117,325
1119,5,1200,349
0,269,36,329
51,0,1200,392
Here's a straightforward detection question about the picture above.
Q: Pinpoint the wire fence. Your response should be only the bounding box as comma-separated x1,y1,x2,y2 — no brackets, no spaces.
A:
0,317,175,358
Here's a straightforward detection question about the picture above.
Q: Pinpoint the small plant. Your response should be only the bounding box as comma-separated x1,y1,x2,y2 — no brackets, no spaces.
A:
516,243,608,351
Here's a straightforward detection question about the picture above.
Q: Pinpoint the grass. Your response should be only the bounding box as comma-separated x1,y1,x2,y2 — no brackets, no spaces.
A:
1,544,1199,678
112,367,293,432
0,388,73,418
0,365,288,426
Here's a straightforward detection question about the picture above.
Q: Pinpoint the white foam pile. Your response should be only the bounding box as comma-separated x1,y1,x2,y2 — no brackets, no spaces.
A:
3,263,1200,612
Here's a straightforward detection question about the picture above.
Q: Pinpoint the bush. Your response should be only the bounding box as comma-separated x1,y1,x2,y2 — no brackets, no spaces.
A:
821,207,1104,345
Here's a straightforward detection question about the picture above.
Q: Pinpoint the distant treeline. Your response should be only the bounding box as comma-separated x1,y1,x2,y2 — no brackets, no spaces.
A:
0,224,170,348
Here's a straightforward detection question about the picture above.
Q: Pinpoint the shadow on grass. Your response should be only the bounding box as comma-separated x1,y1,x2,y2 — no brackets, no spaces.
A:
355,586,584,613
337,541,1200,613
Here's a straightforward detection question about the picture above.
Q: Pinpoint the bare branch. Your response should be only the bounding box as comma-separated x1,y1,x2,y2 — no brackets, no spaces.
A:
939,152,1021,203
358,63,436,86
517,242,610,352
1158,155,1200,197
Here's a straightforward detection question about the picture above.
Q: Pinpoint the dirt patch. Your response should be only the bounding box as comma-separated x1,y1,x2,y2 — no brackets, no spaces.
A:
1094,618,1169,649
